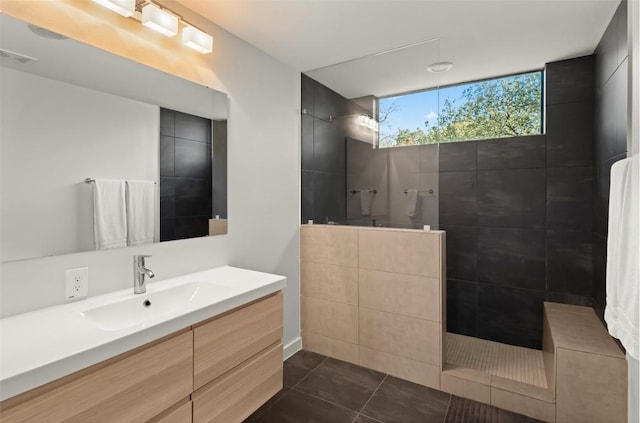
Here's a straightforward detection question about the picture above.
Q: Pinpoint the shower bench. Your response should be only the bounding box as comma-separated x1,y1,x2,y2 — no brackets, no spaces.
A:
542,302,626,423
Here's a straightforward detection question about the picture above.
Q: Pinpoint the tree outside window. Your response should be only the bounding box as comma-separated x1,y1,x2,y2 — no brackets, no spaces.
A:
378,71,543,148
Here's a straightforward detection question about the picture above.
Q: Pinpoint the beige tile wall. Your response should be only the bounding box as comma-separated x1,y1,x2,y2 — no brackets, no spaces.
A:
358,228,440,277
301,296,358,344
301,332,359,365
301,262,358,306
300,225,445,390
441,371,491,404
359,308,440,365
555,345,627,423
301,226,361,363
300,226,358,266
491,388,556,422
542,313,555,398
359,269,439,321
359,346,440,388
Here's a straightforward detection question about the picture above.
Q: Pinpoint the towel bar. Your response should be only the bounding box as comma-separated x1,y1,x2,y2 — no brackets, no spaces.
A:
404,189,434,194
85,178,156,184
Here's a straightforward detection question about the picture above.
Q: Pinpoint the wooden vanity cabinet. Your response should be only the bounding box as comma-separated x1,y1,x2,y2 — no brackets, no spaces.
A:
150,399,193,423
192,292,284,423
193,342,283,423
0,292,284,423
194,292,283,389
0,330,194,423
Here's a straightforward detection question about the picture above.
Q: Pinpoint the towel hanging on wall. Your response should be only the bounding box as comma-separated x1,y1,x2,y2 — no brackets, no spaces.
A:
406,189,419,217
605,155,639,360
93,179,127,250
360,190,372,216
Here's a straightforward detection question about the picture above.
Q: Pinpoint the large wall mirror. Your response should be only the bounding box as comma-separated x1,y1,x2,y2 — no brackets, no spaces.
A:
0,13,228,262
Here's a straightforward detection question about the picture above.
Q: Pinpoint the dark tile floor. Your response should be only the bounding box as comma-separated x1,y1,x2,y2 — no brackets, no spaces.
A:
244,350,542,423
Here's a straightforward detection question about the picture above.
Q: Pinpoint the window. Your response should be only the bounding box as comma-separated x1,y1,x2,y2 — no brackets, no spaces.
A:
378,71,543,148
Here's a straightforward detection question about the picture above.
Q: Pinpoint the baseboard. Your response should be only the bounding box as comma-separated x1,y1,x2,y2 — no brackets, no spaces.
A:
283,336,302,360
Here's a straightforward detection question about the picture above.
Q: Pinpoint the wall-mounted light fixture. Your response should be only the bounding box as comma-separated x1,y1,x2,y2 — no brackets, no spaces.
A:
318,112,379,132
92,0,213,54
359,115,379,132
182,25,213,54
92,0,135,17
141,3,178,37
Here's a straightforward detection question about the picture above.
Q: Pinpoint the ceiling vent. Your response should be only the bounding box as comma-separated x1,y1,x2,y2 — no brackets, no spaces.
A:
0,48,38,65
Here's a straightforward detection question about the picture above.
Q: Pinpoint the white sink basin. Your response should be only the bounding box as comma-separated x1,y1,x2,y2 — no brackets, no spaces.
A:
80,282,234,331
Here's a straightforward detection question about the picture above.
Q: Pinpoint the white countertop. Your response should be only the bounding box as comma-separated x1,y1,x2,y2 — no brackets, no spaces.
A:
0,266,286,401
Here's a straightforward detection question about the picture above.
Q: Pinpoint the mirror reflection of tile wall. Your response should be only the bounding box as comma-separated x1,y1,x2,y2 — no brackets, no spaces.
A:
160,108,213,241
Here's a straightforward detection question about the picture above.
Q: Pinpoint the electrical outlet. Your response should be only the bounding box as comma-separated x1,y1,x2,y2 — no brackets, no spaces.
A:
65,267,89,300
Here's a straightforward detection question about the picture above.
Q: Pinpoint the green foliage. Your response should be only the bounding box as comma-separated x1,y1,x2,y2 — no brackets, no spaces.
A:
395,128,429,146
380,72,542,147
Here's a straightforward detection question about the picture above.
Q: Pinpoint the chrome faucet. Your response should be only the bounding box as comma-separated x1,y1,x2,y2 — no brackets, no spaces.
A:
133,255,154,294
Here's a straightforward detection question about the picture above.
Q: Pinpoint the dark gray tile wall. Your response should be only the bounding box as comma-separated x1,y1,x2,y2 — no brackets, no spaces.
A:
476,168,546,228
478,135,546,169
476,228,546,291
301,75,372,223
439,170,477,226
476,285,545,348
444,56,596,349
593,1,628,320
160,108,213,241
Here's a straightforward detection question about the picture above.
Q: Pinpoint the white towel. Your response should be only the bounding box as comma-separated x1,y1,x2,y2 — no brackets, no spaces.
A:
126,180,155,246
406,189,419,217
605,155,640,360
93,179,127,250
360,190,372,216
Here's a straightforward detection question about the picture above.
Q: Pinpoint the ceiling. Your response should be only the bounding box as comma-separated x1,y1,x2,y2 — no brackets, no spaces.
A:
178,0,619,98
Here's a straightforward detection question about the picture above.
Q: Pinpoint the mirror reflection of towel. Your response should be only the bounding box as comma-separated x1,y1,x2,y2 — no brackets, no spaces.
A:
93,179,127,250
360,190,372,215
126,180,155,246
406,189,418,217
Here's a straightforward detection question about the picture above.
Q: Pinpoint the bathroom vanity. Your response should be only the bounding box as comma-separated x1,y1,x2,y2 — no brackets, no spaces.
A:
0,266,286,423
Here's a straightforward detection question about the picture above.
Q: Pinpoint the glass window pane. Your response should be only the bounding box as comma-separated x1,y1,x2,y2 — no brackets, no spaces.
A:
378,71,542,148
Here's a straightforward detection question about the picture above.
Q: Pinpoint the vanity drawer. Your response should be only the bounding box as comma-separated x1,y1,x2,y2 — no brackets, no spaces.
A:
193,342,283,423
193,292,283,389
0,331,193,423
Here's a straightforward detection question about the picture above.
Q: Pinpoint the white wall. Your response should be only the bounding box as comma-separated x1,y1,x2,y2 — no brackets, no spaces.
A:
0,5,301,354
1,68,159,261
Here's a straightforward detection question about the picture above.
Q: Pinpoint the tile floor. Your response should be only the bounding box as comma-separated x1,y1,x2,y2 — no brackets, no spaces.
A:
244,350,543,423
